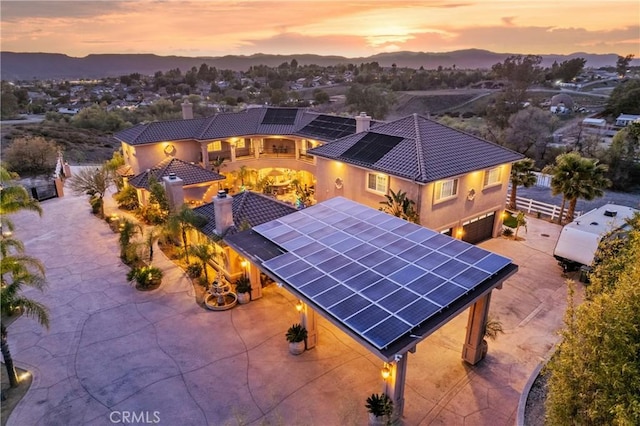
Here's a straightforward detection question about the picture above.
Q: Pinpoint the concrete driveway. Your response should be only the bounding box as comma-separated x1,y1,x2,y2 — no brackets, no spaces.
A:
6,188,573,425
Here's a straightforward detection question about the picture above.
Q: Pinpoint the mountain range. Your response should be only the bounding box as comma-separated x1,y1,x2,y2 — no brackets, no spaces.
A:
1,49,635,80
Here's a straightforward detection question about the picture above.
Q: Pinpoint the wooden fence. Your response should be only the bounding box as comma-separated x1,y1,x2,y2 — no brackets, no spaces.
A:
506,194,581,222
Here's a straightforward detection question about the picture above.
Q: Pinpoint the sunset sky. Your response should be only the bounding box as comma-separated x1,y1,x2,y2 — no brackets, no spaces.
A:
1,1,639,58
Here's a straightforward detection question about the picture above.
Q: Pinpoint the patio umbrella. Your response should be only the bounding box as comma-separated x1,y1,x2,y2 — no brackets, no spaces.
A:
267,169,284,177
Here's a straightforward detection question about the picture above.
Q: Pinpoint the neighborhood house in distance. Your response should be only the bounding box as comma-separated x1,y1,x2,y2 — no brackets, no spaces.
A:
113,103,523,290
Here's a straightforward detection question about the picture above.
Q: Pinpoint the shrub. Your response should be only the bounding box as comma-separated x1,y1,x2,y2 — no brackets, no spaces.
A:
127,266,163,289
185,263,202,279
502,227,514,237
89,196,103,215
235,276,251,293
114,185,139,210
285,323,307,343
365,393,393,418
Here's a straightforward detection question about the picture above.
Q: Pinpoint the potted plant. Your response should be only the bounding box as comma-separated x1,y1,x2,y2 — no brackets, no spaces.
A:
365,393,393,425
127,266,163,290
481,316,504,358
285,323,307,355
234,276,252,304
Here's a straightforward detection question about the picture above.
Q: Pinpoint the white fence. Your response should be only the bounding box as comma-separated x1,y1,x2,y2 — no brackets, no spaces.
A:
506,194,581,222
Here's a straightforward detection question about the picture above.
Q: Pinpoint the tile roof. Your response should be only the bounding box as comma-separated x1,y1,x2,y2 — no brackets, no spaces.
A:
193,191,298,238
128,158,225,190
308,114,524,183
113,107,373,145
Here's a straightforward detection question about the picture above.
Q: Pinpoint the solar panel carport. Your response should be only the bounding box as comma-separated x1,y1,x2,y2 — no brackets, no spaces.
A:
226,197,518,419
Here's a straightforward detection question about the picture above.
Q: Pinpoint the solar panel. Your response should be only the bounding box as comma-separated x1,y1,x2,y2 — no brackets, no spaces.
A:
341,132,404,165
346,305,389,333
261,108,298,125
298,115,356,140
362,279,400,301
397,298,440,324
328,294,370,318
363,317,412,349
378,288,418,313
257,197,513,351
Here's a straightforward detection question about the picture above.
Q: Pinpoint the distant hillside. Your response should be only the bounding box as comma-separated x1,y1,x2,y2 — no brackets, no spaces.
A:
1,50,636,80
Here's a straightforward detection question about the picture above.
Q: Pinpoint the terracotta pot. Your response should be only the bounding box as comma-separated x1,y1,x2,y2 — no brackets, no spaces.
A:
289,341,305,355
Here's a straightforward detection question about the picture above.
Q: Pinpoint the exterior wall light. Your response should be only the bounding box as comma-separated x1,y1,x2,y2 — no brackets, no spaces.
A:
295,300,304,312
381,363,391,380
456,229,464,238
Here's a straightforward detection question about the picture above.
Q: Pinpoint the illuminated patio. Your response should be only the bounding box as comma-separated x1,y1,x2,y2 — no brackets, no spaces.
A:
5,185,571,425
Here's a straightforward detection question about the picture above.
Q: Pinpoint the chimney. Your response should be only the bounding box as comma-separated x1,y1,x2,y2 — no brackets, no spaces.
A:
163,173,184,212
355,112,371,133
213,190,234,235
181,99,193,120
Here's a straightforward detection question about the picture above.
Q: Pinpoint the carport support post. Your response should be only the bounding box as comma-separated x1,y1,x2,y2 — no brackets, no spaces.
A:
300,304,317,350
383,354,408,420
462,292,492,365
248,263,262,300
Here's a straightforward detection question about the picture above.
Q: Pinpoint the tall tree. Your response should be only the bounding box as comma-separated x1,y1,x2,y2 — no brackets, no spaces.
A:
0,167,43,230
189,243,214,282
379,189,419,224
2,137,59,177
509,158,537,209
492,55,542,103
67,166,112,218
0,168,48,388
543,152,611,224
601,122,640,189
504,107,557,164
616,54,635,77
545,215,640,425
165,205,207,264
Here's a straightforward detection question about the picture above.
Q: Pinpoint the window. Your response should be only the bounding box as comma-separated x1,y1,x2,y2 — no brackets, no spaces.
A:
236,139,246,149
434,178,458,201
366,173,388,194
207,141,222,152
483,167,502,187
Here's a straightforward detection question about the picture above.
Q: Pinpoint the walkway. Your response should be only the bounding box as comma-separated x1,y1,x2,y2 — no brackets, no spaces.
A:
6,186,574,425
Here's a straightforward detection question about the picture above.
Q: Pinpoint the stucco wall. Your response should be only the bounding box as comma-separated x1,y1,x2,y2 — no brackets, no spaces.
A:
123,140,202,175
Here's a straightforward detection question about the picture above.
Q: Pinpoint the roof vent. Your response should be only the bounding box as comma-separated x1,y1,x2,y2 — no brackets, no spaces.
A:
590,222,599,226
604,210,617,217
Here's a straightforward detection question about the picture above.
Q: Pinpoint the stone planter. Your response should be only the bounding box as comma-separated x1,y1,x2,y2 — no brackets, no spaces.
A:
289,341,305,355
368,413,386,426
237,292,251,304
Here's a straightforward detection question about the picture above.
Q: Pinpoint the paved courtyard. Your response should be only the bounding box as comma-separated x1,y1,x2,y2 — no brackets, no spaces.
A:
5,186,575,425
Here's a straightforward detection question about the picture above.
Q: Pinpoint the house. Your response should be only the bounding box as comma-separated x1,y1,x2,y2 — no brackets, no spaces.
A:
615,114,640,127
113,104,522,245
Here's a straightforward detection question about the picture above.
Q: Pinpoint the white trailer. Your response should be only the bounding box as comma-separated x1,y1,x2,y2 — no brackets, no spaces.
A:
553,204,639,273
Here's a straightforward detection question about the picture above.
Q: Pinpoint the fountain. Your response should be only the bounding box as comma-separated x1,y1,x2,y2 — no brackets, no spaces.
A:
204,272,238,311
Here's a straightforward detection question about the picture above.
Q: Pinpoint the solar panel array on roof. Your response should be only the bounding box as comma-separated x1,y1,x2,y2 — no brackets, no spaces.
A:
261,108,298,125
341,132,403,165
255,197,512,350
298,115,356,140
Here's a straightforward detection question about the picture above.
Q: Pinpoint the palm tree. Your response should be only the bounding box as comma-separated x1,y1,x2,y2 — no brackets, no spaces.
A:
165,205,207,264
509,158,537,209
189,243,214,282
67,166,112,218
0,166,43,230
379,188,419,224
1,236,49,387
0,166,48,387
543,152,611,224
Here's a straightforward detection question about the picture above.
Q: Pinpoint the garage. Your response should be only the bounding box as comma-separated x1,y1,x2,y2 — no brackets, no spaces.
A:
462,211,496,244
